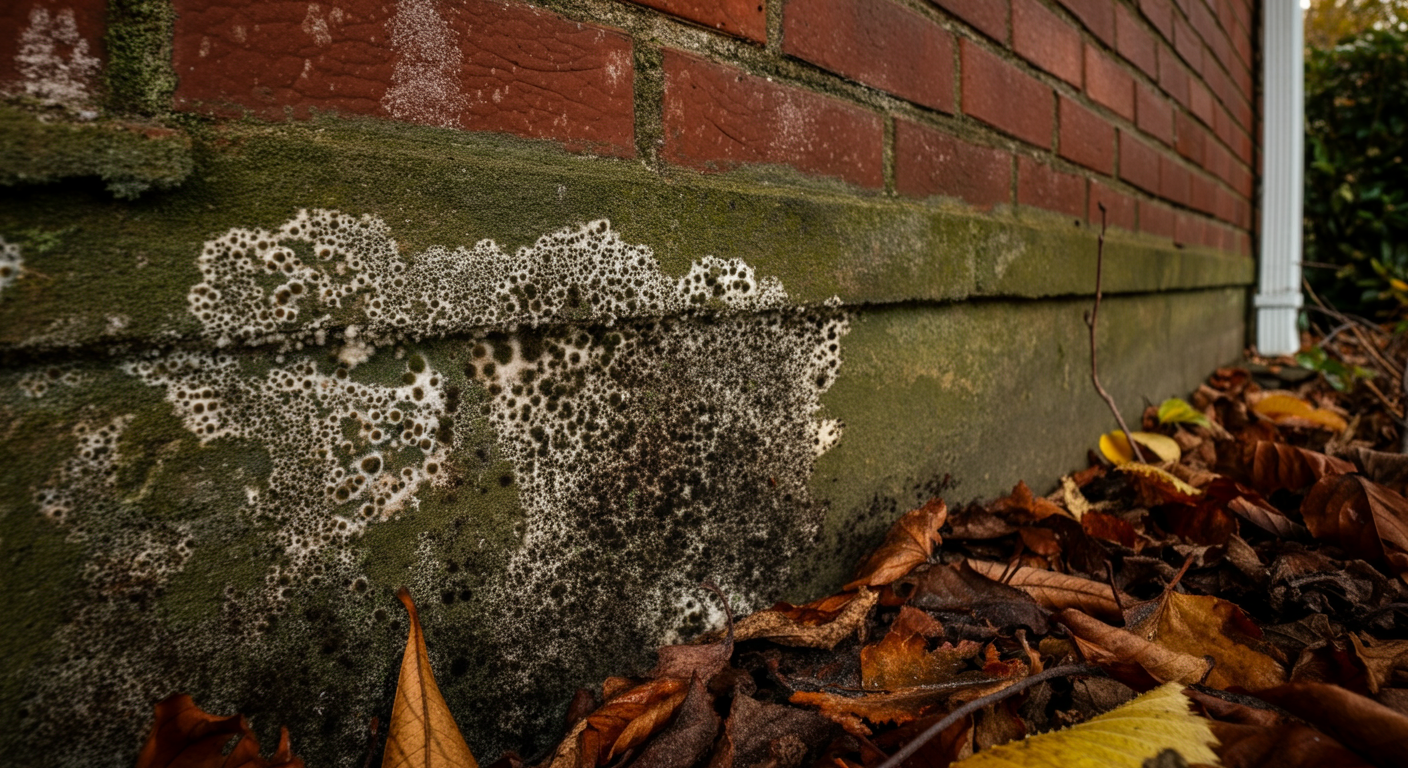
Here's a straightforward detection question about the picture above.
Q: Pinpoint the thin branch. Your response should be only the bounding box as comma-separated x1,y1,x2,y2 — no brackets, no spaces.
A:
872,664,1101,768
1086,204,1146,463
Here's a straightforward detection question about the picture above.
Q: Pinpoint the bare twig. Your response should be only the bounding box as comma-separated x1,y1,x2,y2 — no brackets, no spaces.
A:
873,664,1102,768
1086,204,1146,463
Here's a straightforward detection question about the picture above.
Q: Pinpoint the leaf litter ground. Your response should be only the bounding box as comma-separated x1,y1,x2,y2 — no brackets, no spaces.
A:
137,353,1408,768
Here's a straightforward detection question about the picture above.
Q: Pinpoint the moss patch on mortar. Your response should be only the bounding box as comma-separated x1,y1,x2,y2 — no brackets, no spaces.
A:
0,105,192,198
103,0,178,117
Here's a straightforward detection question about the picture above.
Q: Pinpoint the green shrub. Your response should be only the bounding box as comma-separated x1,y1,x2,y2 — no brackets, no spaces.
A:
1304,30,1408,319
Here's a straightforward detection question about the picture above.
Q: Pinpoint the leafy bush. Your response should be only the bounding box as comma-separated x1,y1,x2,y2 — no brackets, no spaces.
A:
1303,30,1408,319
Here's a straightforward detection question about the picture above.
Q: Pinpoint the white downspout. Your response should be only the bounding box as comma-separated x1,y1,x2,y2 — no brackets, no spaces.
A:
1255,1,1305,354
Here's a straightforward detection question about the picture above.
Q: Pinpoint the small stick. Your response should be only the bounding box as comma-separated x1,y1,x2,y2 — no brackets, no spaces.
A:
1086,204,1146,464
1104,561,1126,619
360,716,380,768
873,664,1101,768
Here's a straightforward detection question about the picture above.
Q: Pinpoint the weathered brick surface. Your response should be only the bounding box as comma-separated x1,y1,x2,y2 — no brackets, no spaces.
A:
1141,198,1177,240
0,0,107,102
895,119,1012,208
1085,45,1134,121
1159,154,1189,206
1115,3,1157,79
172,0,636,155
1059,95,1115,175
1189,168,1216,214
784,0,954,112
1172,16,1203,72
1056,0,1115,45
1017,156,1085,219
929,0,1009,42
1175,111,1207,164
1136,81,1173,145
1090,179,1137,231
1159,45,1190,106
1187,78,1214,125
962,40,1053,148
1139,0,1173,40
1175,210,1205,247
626,0,766,42
1119,130,1159,194
663,50,883,187
1013,0,1082,86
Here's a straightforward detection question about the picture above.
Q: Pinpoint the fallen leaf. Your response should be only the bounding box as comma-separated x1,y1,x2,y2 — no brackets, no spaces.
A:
1301,474,1408,575
989,481,1065,520
1251,393,1349,432
577,678,688,768
1057,609,1212,687
1347,633,1408,694
1244,442,1354,495
629,675,719,768
1081,510,1139,548
791,678,1000,737
1208,721,1373,768
1115,463,1203,505
1122,590,1285,691
1100,431,1182,465
1060,476,1093,521
1158,398,1212,428
383,587,479,768
1226,496,1305,539
861,606,982,690
950,682,1219,767
733,588,878,649
845,498,947,590
708,693,835,768
1256,682,1408,766
903,563,1050,635
1335,445,1408,496
964,560,1129,622
136,694,304,768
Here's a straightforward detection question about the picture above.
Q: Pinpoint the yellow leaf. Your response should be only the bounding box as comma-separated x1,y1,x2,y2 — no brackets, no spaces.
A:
951,682,1219,767
1251,393,1348,432
1099,431,1181,465
1115,463,1203,504
383,588,479,768
1157,398,1211,428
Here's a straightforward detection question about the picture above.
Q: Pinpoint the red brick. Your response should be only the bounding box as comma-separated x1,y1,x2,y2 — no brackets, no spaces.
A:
1012,0,1082,86
1136,82,1174,145
1175,210,1206,247
1175,111,1207,164
1159,154,1190,206
1085,45,1134,121
1115,4,1157,79
1228,161,1252,198
1228,0,1250,31
626,0,765,42
1055,0,1115,46
172,0,636,155
1140,0,1173,40
961,39,1053,148
895,119,1012,208
784,0,954,112
0,0,107,102
929,0,1009,43
1141,199,1176,240
1172,16,1203,72
1238,231,1251,257
1090,180,1137,231
1187,79,1214,126
1159,45,1190,106
1017,156,1086,219
1187,0,1222,49
1204,60,1238,112
1119,130,1160,194
1231,20,1252,68
1188,169,1216,214
1204,140,1232,185
662,50,882,186
1058,96,1115,175
1231,59,1252,100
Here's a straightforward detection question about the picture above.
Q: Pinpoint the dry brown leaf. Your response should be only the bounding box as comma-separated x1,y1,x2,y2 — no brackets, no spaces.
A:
860,606,982,690
1057,609,1212,687
965,560,1129,622
733,588,878,649
1116,463,1203,506
1080,510,1139,548
1209,720,1374,768
1257,682,1408,766
990,481,1065,520
1251,392,1349,432
578,678,688,768
1245,442,1355,495
790,683,977,737
845,498,947,589
1302,474,1408,575
1347,634,1408,694
629,675,719,768
383,588,479,768
1122,590,1285,691
136,694,304,768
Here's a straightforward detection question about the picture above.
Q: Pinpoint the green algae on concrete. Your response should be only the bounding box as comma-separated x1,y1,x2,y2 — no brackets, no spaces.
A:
0,105,192,198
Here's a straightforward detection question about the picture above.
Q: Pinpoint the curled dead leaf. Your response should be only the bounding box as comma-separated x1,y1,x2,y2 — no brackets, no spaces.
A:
861,606,982,690
965,559,1130,623
136,694,304,768
1056,609,1212,687
1251,393,1349,432
1302,474,1408,575
845,498,947,590
1256,682,1408,766
1121,589,1285,692
383,588,478,768
577,677,689,768
1244,442,1354,495
733,588,878,649
990,481,1065,521
1099,431,1182,465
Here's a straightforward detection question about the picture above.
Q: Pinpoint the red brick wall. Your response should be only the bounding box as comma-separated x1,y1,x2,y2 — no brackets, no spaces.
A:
0,0,1259,256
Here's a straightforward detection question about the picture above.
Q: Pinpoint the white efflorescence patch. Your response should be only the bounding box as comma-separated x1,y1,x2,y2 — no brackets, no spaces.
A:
8,6,101,107
0,236,22,295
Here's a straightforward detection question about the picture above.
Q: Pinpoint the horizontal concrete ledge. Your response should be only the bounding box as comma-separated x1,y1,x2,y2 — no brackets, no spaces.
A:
0,114,1254,352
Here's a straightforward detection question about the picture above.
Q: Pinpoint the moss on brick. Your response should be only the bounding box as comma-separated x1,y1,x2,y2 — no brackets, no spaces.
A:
104,0,178,117
0,105,192,198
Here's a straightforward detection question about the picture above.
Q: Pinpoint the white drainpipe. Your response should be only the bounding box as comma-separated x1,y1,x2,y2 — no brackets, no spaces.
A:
1255,1,1305,355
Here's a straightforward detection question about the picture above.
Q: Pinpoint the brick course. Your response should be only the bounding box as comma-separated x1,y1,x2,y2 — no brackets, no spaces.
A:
1090,180,1137,231
662,50,883,187
1115,3,1158,79
1058,96,1115,175
1119,130,1160,194
1013,0,1083,86
895,119,1012,208
626,0,766,42
1136,82,1173,145
1018,156,1086,219
962,39,1054,148
1085,45,1134,121
930,0,1009,42
1056,0,1116,46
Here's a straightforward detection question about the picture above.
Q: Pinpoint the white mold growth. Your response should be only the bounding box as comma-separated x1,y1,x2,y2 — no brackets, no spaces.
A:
8,6,101,108
0,236,22,295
